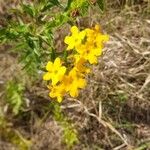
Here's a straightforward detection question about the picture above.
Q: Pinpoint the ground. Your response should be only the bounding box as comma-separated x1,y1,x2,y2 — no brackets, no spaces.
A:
0,1,150,150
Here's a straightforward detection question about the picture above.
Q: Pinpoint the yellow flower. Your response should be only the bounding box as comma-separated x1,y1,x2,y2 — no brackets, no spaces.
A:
43,25,109,102
76,43,102,64
64,26,86,50
94,24,101,32
85,25,100,43
85,24,109,47
85,28,95,43
95,34,109,47
73,55,90,74
93,25,109,47
43,57,66,85
62,69,86,97
48,84,66,103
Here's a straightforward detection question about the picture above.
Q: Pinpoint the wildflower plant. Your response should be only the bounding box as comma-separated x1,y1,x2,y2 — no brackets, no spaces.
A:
43,25,109,102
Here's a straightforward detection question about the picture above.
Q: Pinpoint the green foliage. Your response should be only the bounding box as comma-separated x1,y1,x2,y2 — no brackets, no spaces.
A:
65,0,74,11
0,107,31,149
5,80,25,115
21,3,37,18
0,0,104,76
97,0,105,11
0,125,31,150
63,127,78,148
0,1,65,75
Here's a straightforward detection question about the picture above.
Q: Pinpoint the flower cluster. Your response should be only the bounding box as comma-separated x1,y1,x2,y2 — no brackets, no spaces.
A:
43,25,109,102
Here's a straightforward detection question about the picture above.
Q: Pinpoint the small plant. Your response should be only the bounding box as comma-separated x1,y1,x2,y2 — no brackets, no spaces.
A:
52,103,78,148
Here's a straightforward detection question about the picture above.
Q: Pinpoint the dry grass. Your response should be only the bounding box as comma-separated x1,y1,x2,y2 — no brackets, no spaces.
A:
0,1,150,150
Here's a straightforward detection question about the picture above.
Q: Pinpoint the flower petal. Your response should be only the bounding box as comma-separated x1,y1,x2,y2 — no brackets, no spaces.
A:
89,55,97,64
59,66,66,75
57,96,63,103
43,72,52,80
70,86,78,97
52,76,59,85
79,30,86,40
46,61,53,71
64,36,71,44
71,26,78,34
78,78,86,88
94,47,102,56
54,57,61,68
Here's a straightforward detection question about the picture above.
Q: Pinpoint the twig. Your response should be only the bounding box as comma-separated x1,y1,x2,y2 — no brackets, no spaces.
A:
113,143,127,150
61,104,81,109
69,98,129,146
99,101,102,119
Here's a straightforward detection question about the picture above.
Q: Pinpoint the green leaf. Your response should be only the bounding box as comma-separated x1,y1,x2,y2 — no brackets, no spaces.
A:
16,24,28,34
6,81,24,115
51,48,56,62
63,49,68,63
0,28,6,36
63,128,78,148
26,37,34,49
49,0,60,6
97,0,105,11
41,0,61,12
22,4,36,17
0,28,6,41
65,0,73,11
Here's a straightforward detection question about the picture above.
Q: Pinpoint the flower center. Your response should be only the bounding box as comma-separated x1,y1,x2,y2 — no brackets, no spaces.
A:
54,70,58,74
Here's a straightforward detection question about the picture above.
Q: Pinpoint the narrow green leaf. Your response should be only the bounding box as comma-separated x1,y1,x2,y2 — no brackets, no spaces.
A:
6,81,24,115
49,0,60,6
65,0,73,11
22,4,35,17
97,0,105,11
41,0,61,12
0,28,6,41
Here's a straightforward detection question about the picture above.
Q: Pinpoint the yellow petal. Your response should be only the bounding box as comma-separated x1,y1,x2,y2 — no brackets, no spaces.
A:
69,68,77,78
64,36,71,44
79,30,86,39
89,55,97,64
102,35,109,41
49,90,55,98
96,35,109,43
67,44,74,50
59,66,66,76
43,72,52,80
46,61,53,71
95,24,100,31
78,78,86,88
64,36,75,50
70,86,78,97
71,26,78,34
57,96,63,103
85,28,93,35
94,47,102,56
54,57,61,68
52,76,59,85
